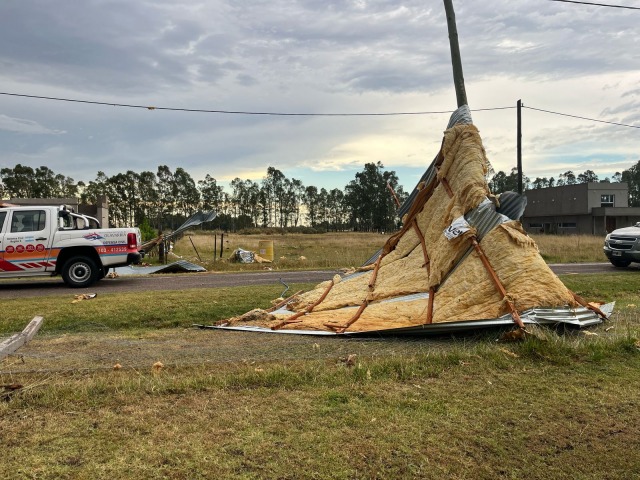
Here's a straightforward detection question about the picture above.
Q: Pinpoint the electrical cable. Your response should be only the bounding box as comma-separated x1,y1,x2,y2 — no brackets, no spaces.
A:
523,106,640,129
0,91,513,116
1,91,638,129
549,0,640,10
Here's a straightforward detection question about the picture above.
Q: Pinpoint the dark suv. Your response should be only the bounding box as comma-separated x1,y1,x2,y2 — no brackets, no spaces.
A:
604,223,640,267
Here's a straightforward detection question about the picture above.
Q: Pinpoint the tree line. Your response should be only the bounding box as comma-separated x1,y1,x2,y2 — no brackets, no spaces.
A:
4,160,639,232
0,162,406,233
487,166,638,197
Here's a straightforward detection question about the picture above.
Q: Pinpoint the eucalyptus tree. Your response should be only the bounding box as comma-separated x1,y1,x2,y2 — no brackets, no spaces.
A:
173,167,200,219
280,177,304,227
137,171,159,226
577,170,599,184
302,185,320,227
198,174,225,213
344,162,402,232
0,164,36,198
156,165,176,230
327,188,346,231
622,161,640,207
261,166,285,227
556,171,577,186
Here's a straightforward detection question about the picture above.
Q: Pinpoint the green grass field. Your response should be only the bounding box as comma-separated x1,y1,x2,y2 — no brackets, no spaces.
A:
1,268,639,479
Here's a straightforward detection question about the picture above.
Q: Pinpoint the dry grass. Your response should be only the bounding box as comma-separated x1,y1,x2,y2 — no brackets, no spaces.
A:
171,232,396,271
526,234,604,263
167,232,608,271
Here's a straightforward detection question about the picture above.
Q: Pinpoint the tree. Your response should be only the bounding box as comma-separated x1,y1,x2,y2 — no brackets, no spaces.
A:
156,165,176,230
303,186,320,227
344,162,402,232
0,164,36,198
173,167,200,219
577,170,599,184
198,174,225,212
33,166,58,198
621,161,640,207
327,188,346,231
557,171,577,186
532,177,549,189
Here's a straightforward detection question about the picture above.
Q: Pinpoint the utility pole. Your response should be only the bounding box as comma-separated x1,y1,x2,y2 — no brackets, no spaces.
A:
443,0,468,108
517,99,523,194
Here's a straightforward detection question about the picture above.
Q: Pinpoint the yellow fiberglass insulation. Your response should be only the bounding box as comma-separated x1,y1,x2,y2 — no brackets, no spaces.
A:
223,123,577,332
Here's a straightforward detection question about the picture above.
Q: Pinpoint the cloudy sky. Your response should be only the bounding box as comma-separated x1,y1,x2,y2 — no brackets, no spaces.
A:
0,0,638,193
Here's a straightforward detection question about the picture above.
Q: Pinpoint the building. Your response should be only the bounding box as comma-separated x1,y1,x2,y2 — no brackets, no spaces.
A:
521,182,640,235
7,196,109,227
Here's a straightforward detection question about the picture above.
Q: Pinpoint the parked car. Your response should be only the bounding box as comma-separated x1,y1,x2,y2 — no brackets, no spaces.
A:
603,223,640,267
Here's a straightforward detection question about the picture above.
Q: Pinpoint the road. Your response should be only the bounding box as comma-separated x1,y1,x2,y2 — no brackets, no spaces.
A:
0,263,633,299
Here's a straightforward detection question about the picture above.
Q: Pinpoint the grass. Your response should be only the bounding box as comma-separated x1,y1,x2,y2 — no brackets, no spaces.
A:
1,336,639,479
170,231,387,271
0,283,316,335
530,234,606,264
1,273,639,479
166,231,609,271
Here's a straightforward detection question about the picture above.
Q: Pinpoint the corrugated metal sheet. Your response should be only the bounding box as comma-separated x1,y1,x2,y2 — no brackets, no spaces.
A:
217,301,612,336
115,260,206,275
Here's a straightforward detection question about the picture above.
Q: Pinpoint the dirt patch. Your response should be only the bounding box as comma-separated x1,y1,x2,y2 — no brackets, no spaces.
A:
0,328,453,373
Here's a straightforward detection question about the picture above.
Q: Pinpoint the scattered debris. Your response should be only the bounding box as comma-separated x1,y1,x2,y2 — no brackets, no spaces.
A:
152,361,164,371
72,293,97,303
581,331,599,337
0,316,44,361
226,309,276,325
2,384,23,402
339,354,357,367
106,271,119,279
115,260,206,275
113,363,122,370
228,248,272,264
605,326,615,332
498,328,528,343
498,347,520,358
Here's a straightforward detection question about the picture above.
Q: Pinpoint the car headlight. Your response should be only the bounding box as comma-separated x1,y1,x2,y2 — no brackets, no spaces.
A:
605,234,611,242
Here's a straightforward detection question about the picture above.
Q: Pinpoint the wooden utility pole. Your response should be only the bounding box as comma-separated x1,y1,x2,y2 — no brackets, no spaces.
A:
444,0,468,108
517,99,523,194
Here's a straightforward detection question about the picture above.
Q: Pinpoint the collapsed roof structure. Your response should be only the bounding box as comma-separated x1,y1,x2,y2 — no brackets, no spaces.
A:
212,0,612,336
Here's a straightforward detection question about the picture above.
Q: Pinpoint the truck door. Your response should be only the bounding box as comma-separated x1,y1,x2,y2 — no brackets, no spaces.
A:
4,209,52,273
0,211,8,272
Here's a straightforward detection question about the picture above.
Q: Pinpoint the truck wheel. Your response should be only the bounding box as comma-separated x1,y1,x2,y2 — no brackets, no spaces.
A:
62,256,100,288
610,258,631,268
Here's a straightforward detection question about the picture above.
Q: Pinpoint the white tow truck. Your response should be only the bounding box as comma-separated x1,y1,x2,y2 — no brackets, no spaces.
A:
0,204,143,287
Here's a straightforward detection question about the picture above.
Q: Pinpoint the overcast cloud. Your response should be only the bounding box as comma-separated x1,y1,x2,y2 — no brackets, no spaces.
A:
0,0,638,191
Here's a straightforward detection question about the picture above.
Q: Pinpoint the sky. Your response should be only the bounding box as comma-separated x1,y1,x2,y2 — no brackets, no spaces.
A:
0,0,638,194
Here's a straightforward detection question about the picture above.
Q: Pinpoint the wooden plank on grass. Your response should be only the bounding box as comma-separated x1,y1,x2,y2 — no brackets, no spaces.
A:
0,316,44,361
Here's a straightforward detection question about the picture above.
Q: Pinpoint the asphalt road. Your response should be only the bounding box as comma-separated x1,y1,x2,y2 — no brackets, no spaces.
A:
0,263,634,299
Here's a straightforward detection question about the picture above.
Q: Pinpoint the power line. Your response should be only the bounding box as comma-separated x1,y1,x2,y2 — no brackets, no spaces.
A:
523,105,640,129
0,92,513,116
1,91,638,129
549,0,640,10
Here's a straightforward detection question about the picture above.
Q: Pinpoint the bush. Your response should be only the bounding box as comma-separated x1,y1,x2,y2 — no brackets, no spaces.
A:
138,218,158,242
